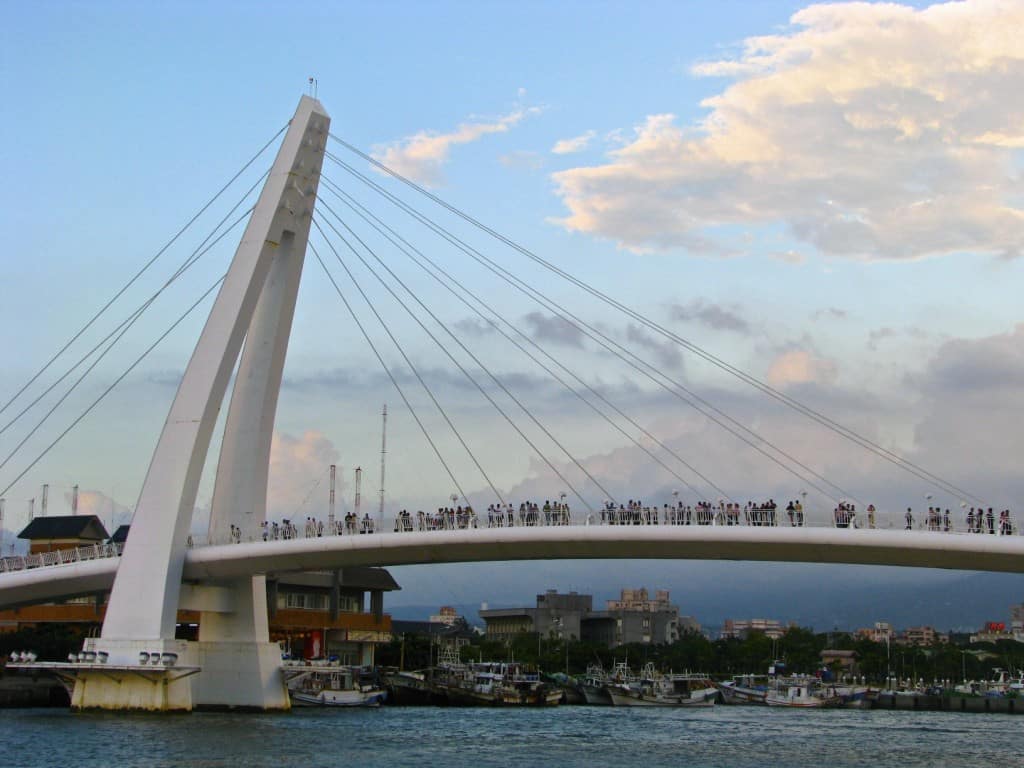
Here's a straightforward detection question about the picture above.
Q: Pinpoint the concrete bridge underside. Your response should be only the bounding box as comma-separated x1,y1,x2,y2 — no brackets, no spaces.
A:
3,526,1022,610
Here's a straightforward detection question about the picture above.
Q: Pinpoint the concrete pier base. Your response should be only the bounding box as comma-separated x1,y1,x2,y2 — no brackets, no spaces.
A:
71,639,198,711
70,637,288,712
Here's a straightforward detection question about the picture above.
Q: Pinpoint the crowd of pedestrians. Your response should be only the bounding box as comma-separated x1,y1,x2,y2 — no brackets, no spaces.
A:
231,498,1016,544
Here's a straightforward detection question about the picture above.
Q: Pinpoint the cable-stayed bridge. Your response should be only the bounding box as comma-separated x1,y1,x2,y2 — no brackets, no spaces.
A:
0,96,1018,711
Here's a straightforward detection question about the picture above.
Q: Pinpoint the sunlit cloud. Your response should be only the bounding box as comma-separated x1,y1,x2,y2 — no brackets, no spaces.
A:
552,130,596,155
373,102,541,187
552,0,1024,261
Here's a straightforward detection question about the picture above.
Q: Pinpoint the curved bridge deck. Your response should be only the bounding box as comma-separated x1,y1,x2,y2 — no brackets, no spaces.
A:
1,518,1022,609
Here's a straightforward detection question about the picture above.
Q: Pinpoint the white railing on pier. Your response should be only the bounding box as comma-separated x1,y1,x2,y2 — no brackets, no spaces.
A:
0,542,123,574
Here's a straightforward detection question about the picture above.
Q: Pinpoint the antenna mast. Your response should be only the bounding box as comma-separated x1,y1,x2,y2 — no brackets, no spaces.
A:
72,485,79,515
379,404,387,525
328,464,336,533
41,484,48,517
354,466,362,521
28,497,35,521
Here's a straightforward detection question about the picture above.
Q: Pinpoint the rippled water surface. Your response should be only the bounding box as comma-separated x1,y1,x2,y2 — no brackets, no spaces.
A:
2,706,1019,767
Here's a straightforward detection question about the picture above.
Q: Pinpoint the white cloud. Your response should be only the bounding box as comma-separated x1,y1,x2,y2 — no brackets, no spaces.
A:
62,489,133,534
373,104,541,187
552,130,597,155
552,1,1024,260
766,349,838,387
267,430,341,520
499,150,545,170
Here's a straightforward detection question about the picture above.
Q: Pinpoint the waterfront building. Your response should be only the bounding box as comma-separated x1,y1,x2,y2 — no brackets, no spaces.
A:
17,515,109,555
720,618,785,640
820,649,858,676
969,621,1022,644
1010,602,1024,635
898,626,948,647
429,606,463,626
479,587,696,648
854,621,894,644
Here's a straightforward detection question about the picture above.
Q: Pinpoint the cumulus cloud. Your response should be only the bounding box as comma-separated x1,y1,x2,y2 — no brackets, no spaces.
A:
669,298,750,333
766,349,838,387
552,1,1024,260
62,489,133,533
522,311,586,348
812,307,848,321
625,324,684,370
907,323,1024,508
867,325,931,350
499,150,545,170
267,430,341,520
373,104,541,187
552,130,597,155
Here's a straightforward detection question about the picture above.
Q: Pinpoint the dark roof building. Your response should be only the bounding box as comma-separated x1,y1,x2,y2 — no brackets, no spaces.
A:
17,515,110,554
109,525,131,544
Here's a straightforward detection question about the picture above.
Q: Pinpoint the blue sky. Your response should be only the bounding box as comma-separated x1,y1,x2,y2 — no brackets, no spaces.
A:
1,1,1022,622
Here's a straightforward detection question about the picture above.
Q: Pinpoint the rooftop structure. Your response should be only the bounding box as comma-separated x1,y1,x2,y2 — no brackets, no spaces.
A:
17,516,109,555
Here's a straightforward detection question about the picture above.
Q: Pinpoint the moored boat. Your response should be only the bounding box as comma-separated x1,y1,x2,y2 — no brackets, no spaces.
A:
579,663,614,705
438,661,562,707
717,674,770,705
607,664,716,707
764,677,842,708
286,664,387,707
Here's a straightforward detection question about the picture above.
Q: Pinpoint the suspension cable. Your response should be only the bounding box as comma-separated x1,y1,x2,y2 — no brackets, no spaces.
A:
313,213,603,512
322,157,842,503
0,173,266,440
328,134,982,506
0,275,226,498
318,176,725,502
309,242,471,507
0,125,286,421
311,221,503,505
0,207,254,473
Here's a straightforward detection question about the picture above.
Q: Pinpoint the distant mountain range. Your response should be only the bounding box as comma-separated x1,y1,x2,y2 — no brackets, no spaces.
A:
385,562,1024,633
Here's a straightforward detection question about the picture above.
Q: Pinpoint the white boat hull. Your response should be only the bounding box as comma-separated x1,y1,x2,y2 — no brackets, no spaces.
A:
291,688,387,707
608,685,715,708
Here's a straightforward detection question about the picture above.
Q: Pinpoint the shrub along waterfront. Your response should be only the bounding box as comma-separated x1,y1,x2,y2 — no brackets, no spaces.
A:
379,626,1024,684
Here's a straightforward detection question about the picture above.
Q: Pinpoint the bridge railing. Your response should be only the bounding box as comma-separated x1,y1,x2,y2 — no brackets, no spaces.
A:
0,542,123,575
0,508,1017,576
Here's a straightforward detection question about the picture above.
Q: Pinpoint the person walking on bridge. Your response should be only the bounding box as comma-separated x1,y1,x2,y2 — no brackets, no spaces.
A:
905,507,914,530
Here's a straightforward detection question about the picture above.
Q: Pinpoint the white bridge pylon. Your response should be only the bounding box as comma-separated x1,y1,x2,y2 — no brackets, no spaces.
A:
73,96,329,711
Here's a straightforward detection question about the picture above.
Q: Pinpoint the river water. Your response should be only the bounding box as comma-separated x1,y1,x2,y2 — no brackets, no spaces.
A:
1,706,1017,767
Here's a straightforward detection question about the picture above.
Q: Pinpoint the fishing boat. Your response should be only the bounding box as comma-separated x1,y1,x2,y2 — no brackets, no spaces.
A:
579,663,614,705
383,669,442,706
286,664,387,707
717,674,770,705
764,677,842,708
607,663,716,707
438,661,562,707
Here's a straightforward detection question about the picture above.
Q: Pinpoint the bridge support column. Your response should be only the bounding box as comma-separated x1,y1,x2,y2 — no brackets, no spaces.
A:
193,576,289,710
72,94,329,712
